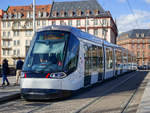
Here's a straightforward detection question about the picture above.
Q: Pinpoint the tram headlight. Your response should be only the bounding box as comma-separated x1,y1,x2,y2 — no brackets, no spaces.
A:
50,72,66,79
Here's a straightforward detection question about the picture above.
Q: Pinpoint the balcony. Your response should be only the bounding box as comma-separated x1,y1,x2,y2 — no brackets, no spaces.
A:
2,45,12,50
12,25,33,31
1,37,12,40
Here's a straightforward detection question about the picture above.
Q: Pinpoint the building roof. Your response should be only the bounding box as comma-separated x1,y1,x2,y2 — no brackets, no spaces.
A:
117,29,150,41
3,4,51,19
50,0,111,18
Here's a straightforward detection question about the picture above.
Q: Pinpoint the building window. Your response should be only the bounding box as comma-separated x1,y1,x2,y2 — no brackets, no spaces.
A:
25,31,32,37
132,44,134,48
149,45,150,49
142,44,145,49
94,29,98,36
94,19,98,25
3,50,6,56
142,52,145,58
17,40,20,46
141,33,144,37
13,50,16,55
13,31,19,36
68,20,72,26
18,13,22,18
8,31,10,37
42,20,46,26
37,21,40,26
7,22,11,27
3,22,6,28
17,49,20,56
102,19,107,25
8,13,12,19
14,40,16,46
3,31,6,37
137,51,140,58
3,40,6,46
136,33,139,38
143,40,145,44
60,20,64,25
137,40,140,43
52,21,56,25
7,50,10,56
14,13,17,19
27,12,30,18
3,13,7,19
76,20,81,26
87,19,89,25
137,44,140,48
43,12,47,18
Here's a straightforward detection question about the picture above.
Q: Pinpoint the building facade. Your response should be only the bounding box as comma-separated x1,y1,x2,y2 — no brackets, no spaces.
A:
0,0,117,65
117,29,150,66
1,5,51,65
0,9,3,64
50,0,118,44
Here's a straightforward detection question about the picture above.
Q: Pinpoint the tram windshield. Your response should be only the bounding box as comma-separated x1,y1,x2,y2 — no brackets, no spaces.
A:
23,31,69,72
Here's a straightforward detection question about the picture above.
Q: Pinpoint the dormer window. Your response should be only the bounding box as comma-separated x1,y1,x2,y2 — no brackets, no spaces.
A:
30,12,33,18
14,13,17,19
8,13,12,19
60,11,64,17
86,10,91,16
43,12,47,17
27,12,30,18
136,33,139,38
18,13,22,19
69,10,73,17
3,13,7,19
94,9,99,16
141,33,144,37
38,11,41,18
77,10,81,16
53,11,57,17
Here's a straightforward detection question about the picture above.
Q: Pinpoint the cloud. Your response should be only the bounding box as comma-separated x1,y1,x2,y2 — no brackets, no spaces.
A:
117,10,150,33
145,0,150,3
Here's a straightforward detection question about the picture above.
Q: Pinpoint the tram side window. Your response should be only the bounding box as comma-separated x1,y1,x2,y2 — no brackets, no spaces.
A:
64,34,79,73
92,45,98,72
97,46,103,73
106,48,113,69
116,50,122,68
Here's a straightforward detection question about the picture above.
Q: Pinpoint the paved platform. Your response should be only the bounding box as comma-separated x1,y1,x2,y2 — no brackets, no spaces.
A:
136,71,150,113
0,76,20,103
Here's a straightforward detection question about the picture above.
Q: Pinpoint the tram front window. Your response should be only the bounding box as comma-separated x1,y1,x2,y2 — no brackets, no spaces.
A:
23,31,69,72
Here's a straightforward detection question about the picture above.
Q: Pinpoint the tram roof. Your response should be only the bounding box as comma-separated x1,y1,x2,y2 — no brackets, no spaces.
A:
37,25,121,48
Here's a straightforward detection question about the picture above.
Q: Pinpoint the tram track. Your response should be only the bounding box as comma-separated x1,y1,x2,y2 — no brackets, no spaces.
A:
74,71,146,113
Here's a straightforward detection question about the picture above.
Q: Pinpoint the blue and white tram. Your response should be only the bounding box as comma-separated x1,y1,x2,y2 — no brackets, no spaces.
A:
20,25,136,100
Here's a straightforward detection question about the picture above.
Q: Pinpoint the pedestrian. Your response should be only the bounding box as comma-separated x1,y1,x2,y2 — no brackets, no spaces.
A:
1,59,10,86
14,57,24,85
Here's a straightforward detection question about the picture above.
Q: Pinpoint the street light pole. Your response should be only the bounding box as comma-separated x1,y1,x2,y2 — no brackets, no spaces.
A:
33,0,36,33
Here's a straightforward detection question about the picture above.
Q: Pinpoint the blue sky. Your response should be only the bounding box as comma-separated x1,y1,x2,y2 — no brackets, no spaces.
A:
0,0,150,33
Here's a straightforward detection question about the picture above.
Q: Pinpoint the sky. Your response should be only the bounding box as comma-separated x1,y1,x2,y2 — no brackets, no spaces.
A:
0,0,150,33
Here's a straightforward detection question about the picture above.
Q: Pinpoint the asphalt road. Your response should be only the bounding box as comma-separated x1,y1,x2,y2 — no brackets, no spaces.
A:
0,71,149,113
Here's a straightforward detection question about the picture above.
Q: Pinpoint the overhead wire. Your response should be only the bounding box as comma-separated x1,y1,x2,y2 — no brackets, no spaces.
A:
126,0,139,29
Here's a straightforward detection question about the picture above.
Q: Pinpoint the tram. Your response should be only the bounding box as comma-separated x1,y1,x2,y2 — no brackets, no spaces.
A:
20,25,136,100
